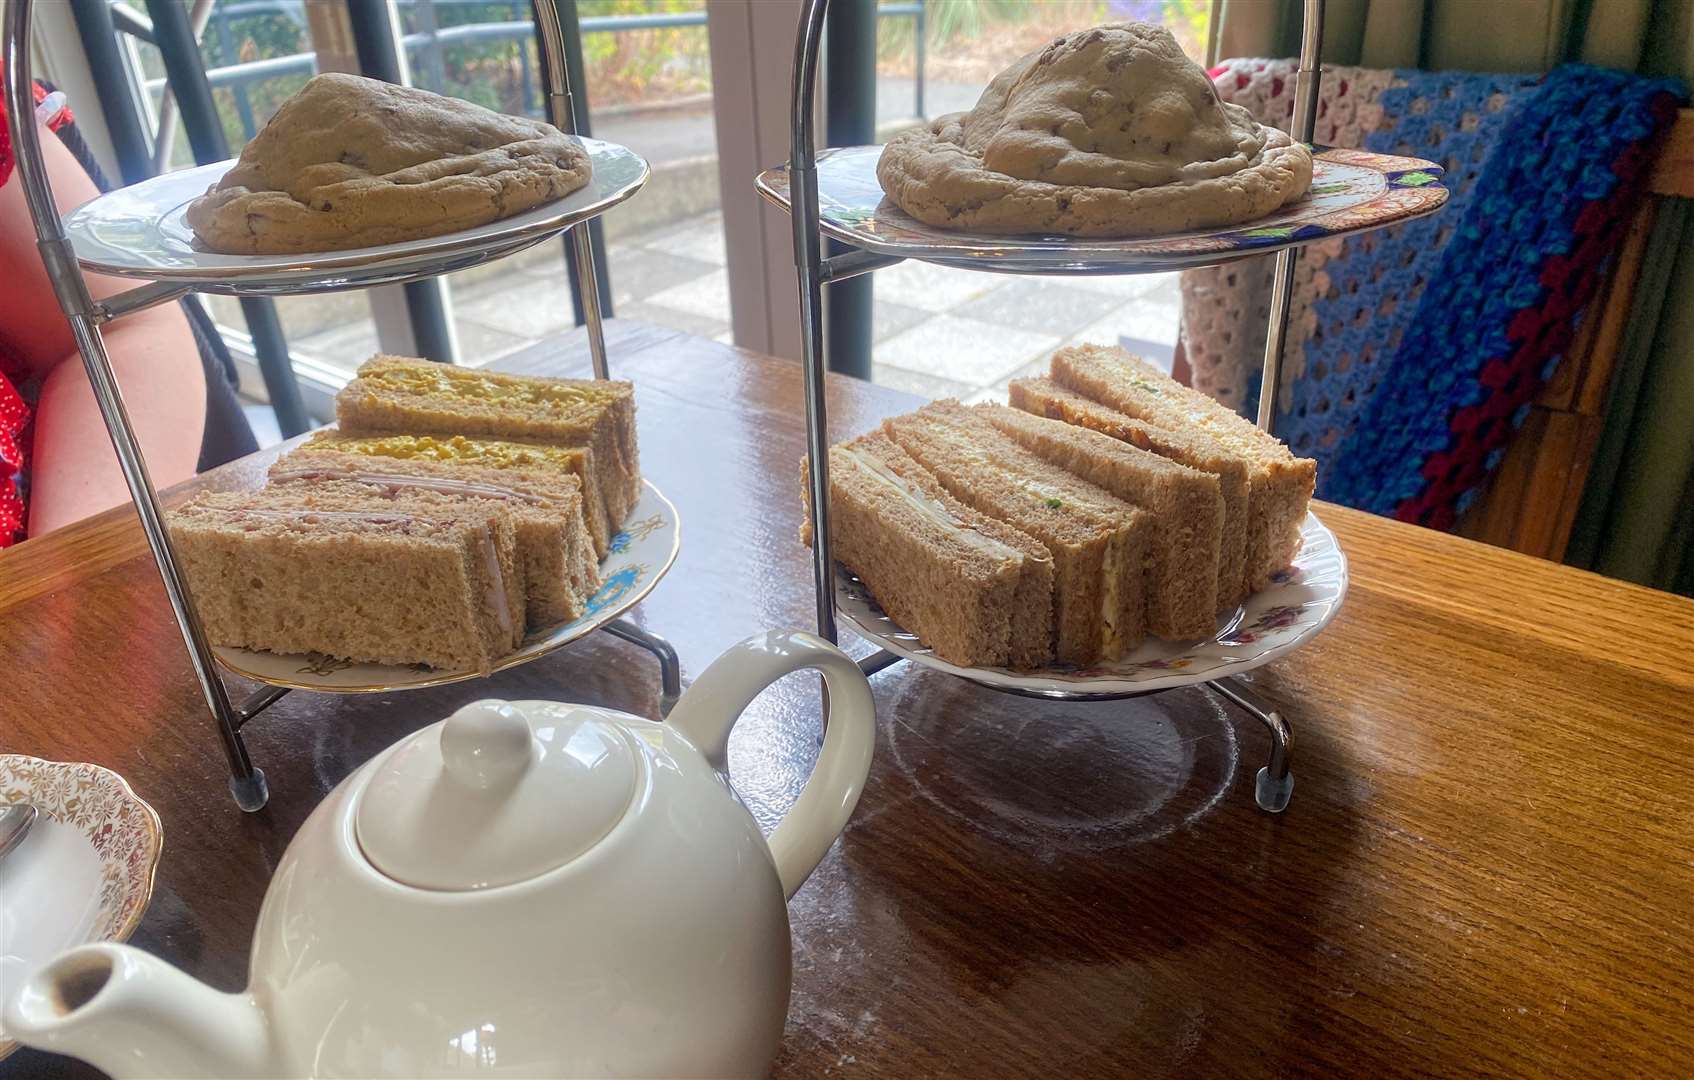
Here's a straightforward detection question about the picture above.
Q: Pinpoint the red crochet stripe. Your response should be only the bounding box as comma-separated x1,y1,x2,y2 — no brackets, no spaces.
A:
1393,92,1680,530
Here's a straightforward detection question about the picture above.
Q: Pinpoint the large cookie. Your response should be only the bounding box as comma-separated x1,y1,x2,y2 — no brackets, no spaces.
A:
186,73,592,255
877,24,1311,237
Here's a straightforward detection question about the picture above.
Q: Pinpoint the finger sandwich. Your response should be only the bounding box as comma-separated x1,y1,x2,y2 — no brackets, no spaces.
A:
168,486,525,673
976,403,1225,640
269,448,598,627
302,430,615,559
334,355,640,531
803,431,1055,669
1009,375,1252,611
884,401,1151,666
1048,344,1316,593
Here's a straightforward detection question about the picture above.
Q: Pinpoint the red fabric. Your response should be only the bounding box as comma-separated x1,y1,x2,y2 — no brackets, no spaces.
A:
0,75,72,546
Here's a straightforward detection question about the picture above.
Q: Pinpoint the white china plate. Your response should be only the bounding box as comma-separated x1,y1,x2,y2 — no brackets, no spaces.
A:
62,137,648,295
0,757,162,1062
757,144,1448,274
214,479,679,692
838,511,1347,697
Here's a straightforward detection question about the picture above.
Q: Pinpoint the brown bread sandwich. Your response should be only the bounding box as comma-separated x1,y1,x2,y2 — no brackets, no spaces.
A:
802,431,1055,669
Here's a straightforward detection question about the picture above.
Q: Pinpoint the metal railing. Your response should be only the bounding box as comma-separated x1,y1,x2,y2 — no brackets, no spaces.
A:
126,0,930,143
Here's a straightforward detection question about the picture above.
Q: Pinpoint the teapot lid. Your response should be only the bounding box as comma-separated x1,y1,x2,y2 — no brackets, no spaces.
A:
354,699,637,891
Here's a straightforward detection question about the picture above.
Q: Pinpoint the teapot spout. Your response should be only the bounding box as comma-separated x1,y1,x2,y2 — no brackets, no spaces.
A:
3,943,275,1080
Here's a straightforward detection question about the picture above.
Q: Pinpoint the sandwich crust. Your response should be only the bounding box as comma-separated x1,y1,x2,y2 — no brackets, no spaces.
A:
303,430,615,559
270,448,598,627
978,402,1223,639
1009,375,1252,612
1049,345,1315,592
805,432,1056,668
885,401,1149,665
168,487,523,672
334,355,639,537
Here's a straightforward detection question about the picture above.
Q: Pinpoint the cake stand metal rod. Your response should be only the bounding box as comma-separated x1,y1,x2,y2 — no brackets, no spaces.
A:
604,618,682,716
1212,676,1295,813
1255,0,1325,433
95,282,195,322
821,250,905,284
3,0,268,814
857,649,902,677
791,0,837,645
235,685,292,731
532,0,611,381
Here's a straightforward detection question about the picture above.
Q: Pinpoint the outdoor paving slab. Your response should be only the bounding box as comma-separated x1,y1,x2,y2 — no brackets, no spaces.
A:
872,259,1006,312
1062,269,1182,299
609,248,723,307
453,275,578,340
644,268,731,321
1067,290,1182,350
954,279,1125,336
870,363,975,402
873,300,930,343
620,301,729,341
875,314,1059,386
648,216,727,265
453,319,530,366
293,320,379,368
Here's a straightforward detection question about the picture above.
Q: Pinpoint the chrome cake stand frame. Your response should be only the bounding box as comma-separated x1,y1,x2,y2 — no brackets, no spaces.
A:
2,0,680,811
777,0,1334,813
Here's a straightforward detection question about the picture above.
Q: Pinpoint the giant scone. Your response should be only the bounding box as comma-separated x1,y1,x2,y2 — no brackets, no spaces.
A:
876,23,1311,237
186,73,592,254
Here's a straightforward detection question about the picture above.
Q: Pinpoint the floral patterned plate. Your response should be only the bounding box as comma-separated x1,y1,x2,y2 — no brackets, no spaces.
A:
756,145,1447,274
838,511,1347,697
0,756,162,1062
213,479,680,692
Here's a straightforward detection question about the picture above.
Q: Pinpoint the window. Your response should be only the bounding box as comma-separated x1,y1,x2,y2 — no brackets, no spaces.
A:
870,0,1211,403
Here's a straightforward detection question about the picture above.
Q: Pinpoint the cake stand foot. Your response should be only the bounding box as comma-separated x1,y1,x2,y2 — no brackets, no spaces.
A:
604,618,682,716
1212,677,1295,813
228,765,269,813
858,649,901,677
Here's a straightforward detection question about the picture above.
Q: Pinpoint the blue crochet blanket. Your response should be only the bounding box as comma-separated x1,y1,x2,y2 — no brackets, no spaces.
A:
1272,64,1684,527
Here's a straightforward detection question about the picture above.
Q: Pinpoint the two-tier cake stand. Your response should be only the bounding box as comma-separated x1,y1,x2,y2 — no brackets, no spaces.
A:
759,0,1448,811
2,0,680,811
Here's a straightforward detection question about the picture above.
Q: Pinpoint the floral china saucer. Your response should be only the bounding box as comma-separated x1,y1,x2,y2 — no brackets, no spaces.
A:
838,511,1347,697
0,756,162,1061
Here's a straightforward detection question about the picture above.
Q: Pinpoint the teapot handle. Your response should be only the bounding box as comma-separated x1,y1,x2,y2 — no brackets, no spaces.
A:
667,630,875,899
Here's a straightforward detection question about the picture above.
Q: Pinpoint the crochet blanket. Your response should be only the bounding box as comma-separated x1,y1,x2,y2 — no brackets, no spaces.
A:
1180,61,1684,528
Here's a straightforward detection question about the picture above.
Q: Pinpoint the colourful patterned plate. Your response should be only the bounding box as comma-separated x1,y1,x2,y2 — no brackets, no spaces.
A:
213,479,680,692
756,145,1447,274
0,756,162,1062
838,511,1347,697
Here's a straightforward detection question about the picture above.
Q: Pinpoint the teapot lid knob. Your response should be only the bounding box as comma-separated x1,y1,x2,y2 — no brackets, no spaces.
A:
353,700,639,891
440,700,534,790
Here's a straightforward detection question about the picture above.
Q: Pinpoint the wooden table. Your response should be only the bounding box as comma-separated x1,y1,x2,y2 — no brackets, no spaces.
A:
4,322,1692,1079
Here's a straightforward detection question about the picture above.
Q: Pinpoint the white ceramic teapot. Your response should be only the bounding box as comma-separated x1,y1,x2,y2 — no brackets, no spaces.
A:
3,630,875,1078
